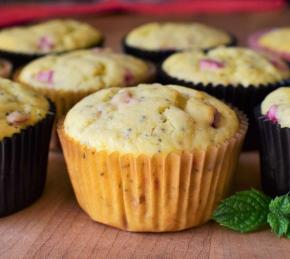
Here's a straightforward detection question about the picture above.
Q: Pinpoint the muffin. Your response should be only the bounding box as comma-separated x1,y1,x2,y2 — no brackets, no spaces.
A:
16,48,155,149
123,22,236,63
0,19,103,65
255,87,290,197
0,58,12,78
160,47,290,149
58,83,247,232
0,78,55,217
248,27,290,64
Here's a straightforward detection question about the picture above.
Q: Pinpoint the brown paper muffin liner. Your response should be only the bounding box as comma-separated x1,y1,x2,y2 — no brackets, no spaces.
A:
58,111,247,232
0,100,55,217
122,34,237,64
255,106,290,197
159,68,290,150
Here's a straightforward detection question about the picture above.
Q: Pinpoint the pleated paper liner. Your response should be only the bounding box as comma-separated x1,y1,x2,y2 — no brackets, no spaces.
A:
15,62,156,151
0,100,55,217
255,106,290,198
159,68,290,150
58,110,247,232
0,38,105,68
122,34,237,64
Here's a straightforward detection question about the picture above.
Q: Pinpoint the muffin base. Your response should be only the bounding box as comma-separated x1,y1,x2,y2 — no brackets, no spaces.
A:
58,111,247,232
0,100,55,217
122,34,237,64
159,68,290,150
255,107,290,197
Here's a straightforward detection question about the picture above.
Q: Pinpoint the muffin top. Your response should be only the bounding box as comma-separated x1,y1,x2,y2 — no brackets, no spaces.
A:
261,87,290,128
0,19,102,54
258,27,290,54
125,22,232,51
162,47,290,87
64,83,239,155
18,49,154,92
0,78,49,140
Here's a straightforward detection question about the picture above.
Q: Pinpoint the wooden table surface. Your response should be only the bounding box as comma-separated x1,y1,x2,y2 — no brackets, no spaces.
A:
1,10,290,259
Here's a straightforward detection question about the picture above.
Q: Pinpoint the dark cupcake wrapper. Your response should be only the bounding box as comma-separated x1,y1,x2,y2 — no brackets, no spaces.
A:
0,100,55,217
255,106,290,197
122,33,237,64
0,38,105,68
159,67,290,150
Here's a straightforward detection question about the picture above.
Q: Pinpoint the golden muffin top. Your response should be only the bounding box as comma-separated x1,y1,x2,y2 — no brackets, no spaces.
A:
0,19,102,54
162,47,290,87
0,78,49,140
125,22,232,51
64,83,239,155
258,27,290,54
17,49,154,92
262,87,290,128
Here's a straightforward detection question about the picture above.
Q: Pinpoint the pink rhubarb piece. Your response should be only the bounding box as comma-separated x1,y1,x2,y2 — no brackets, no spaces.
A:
37,36,54,51
211,109,221,128
200,58,224,70
266,105,278,123
35,70,54,84
124,69,135,85
6,111,29,125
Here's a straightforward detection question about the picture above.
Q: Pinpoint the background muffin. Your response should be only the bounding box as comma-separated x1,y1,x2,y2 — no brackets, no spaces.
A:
256,87,290,197
0,19,104,65
59,83,247,232
16,48,155,149
160,47,290,149
123,22,236,63
248,27,290,64
0,78,55,216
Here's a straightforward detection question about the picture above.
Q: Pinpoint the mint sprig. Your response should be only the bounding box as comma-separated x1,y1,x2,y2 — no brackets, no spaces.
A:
213,189,270,233
268,195,290,238
213,189,290,239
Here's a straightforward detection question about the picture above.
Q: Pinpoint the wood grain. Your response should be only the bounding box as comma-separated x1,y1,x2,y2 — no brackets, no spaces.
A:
1,10,290,259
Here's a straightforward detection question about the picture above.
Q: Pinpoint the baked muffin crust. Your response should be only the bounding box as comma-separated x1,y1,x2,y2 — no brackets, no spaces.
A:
18,49,154,92
0,78,49,140
64,83,239,155
0,19,102,54
262,87,290,128
126,22,232,51
162,47,290,86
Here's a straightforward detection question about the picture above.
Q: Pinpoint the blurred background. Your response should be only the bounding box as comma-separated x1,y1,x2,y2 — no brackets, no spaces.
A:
0,0,289,28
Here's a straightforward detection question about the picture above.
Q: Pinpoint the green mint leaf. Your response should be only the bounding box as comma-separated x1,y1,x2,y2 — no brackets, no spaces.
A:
213,189,271,233
269,195,290,215
268,194,290,238
267,212,289,237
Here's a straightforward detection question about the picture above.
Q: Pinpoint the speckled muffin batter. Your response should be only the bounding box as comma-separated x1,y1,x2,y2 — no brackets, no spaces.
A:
0,19,103,54
17,49,154,92
261,87,290,128
0,78,49,140
125,22,232,51
162,47,290,86
64,83,239,155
